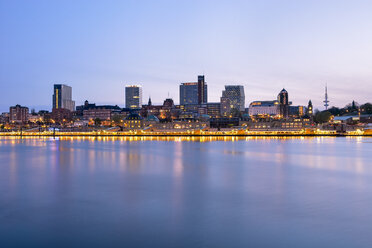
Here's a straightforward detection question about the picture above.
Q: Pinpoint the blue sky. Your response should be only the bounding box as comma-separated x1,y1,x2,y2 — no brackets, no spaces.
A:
1,0,372,112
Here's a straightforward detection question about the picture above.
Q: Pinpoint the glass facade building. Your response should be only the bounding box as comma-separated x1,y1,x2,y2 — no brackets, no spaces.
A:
53,84,75,111
180,76,207,105
222,85,245,112
125,85,142,109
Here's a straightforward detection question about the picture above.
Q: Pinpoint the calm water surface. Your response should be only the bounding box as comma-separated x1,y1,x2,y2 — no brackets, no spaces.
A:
0,137,371,248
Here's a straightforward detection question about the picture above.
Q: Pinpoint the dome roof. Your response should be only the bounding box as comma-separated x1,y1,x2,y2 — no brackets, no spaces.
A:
146,115,159,122
125,113,143,120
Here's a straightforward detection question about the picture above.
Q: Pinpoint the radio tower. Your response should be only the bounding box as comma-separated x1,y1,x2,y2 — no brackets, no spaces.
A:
323,85,329,110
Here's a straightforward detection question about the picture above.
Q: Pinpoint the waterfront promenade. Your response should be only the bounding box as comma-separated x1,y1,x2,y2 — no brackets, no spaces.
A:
0,129,370,137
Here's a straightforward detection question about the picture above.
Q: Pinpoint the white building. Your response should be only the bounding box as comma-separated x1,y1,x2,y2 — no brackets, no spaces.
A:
248,101,280,117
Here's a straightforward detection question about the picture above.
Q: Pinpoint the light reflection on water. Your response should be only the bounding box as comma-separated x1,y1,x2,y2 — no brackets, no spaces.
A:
0,137,372,248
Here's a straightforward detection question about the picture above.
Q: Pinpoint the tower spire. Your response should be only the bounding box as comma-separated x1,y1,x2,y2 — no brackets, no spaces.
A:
323,84,329,110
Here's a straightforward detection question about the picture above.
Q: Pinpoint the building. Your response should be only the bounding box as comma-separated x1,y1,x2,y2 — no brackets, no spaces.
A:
140,98,162,118
83,109,113,121
248,101,280,117
307,100,313,116
289,106,306,117
123,113,144,129
179,75,207,105
277,88,289,118
180,83,198,105
0,113,9,124
53,84,75,111
76,100,122,121
125,85,142,109
210,117,240,128
51,108,72,123
220,96,231,117
159,98,176,121
146,120,209,131
207,102,221,118
197,75,207,104
221,85,245,113
9,105,29,123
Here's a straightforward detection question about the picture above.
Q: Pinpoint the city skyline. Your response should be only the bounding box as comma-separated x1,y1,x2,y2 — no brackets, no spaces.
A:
0,79,369,113
1,0,372,112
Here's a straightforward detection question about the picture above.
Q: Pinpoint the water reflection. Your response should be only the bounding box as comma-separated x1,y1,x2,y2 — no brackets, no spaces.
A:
0,137,372,247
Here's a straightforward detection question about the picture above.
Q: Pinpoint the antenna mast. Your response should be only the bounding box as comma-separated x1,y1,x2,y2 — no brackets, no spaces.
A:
323,84,329,110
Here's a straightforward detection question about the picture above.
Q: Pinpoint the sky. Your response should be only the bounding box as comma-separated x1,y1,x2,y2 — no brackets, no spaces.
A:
1,0,372,112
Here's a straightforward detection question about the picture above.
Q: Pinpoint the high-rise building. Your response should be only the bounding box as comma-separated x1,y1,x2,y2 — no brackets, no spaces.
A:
221,85,245,112
180,83,198,105
53,84,75,111
9,104,29,123
277,88,289,118
125,85,142,109
179,75,207,105
198,75,207,104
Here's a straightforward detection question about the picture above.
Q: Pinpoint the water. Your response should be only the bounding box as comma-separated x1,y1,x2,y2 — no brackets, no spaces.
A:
0,137,371,248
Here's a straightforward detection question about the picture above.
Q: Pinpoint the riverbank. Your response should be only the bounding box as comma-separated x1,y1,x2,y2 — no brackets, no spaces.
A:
0,130,371,137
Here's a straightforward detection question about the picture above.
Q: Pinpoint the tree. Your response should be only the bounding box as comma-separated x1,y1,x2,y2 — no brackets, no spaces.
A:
94,118,102,126
328,107,341,116
112,114,122,125
315,111,332,123
361,103,372,114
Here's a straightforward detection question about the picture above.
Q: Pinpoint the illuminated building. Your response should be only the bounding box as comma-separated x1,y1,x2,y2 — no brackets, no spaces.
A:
9,105,29,123
207,102,221,118
51,108,72,123
277,88,289,118
140,97,162,118
125,85,142,109
248,101,280,117
123,113,144,129
180,75,208,105
307,100,313,115
0,112,9,124
53,84,75,111
77,100,122,120
289,106,306,117
220,96,231,117
221,85,245,113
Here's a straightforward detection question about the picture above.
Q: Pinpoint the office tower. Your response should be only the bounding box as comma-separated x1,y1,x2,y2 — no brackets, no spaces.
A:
125,85,142,109
221,85,245,112
9,104,29,123
179,75,207,105
277,88,289,118
53,84,75,111
180,83,198,105
198,75,207,104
